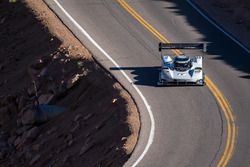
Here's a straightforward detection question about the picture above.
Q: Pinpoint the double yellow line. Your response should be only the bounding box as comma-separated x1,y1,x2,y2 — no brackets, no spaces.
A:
117,0,236,166
206,77,236,167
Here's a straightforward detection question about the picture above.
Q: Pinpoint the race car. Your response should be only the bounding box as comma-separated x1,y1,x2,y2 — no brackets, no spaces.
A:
157,43,207,86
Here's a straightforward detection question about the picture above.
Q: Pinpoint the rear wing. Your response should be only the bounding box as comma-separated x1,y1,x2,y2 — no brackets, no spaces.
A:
159,43,207,52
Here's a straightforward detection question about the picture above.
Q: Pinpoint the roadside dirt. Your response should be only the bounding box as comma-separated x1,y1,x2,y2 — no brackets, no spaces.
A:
192,0,250,49
0,0,140,166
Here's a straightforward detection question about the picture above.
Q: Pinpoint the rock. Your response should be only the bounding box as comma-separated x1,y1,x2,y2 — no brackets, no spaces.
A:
58,81,67,97
0,107,8,114
74,114,83,122
52,52,60,59
17,96,28,111
27,87,35,97
48,82,57,94
68,140,74,147
64,133,73,143
0,152,4,160
4,79,8,85
236,19,243,25
0,140,7,149
39,138,47,146
8,135,17,145
82,69,89,76
32,144,40,151
0,95,5,102
83,113,93,121
15,126,31,135
66,74,82,89
28,66,40,78
0,17,6,24
49,158,59,167
16,150,25,159
32,58,48,70
10,156,17,166
95,121,105,130
121,137,127,141
14,137,21,147
16,119,22,127
24,149,33,160
85,132,91,138
21,109,36,125
104,144,115,155
112,98,118,103
38,67,48,77
68,45,73,51
56,147,63,154
0,135,11,159
70,122,80,133
0,64,4,71
7,102,17,113
26,127,39,141
16,127,40,147
46,127,58,135
79,142,94,156
77,61,84,68
38,94,54,104
29,154,40,165
63,155,69,163
9,0,17,3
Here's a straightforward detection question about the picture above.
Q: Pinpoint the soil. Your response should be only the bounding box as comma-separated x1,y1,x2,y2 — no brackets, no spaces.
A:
192,0,250,49
0,0,140,167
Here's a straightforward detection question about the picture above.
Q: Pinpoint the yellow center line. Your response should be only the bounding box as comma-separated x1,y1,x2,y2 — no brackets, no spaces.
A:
206,77,236,167
118,0,182,55
117,0,236,166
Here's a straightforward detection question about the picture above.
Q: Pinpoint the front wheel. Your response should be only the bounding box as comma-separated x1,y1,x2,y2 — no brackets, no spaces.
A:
196,79,204,86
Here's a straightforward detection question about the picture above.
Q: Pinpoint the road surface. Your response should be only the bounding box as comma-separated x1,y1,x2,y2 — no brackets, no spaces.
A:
45,0,250,166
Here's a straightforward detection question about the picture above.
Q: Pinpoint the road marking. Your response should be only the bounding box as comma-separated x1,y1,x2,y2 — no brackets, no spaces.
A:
51,1,155,167
117,0,236,166
118,0,182,55
186,0,250,54
206,77,236,167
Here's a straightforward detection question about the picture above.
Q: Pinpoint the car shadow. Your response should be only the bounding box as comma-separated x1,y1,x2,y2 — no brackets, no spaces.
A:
110,66,205,87
110,66,160,87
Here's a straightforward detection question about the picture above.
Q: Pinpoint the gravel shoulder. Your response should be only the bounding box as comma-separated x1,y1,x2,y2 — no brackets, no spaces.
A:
0,0,140,166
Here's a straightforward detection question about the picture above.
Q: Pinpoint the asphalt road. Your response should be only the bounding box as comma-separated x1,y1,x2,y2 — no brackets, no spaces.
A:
45,0,250,166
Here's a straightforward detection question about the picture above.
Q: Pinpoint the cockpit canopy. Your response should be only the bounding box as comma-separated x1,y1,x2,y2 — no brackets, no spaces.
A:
174,56,192,71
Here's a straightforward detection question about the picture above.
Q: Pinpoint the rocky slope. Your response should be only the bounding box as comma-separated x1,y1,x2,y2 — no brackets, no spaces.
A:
0,0,140,166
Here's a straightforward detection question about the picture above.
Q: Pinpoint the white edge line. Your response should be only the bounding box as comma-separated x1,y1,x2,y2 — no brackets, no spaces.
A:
52,0,155,166
186,0,250,54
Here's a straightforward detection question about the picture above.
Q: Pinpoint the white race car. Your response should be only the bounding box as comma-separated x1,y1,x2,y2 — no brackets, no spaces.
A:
158,43,207,86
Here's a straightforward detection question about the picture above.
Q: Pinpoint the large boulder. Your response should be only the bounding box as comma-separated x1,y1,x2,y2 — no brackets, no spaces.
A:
21,109,36,125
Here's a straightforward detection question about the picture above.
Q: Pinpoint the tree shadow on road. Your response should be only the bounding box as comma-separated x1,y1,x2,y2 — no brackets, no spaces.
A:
152,0,250,79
